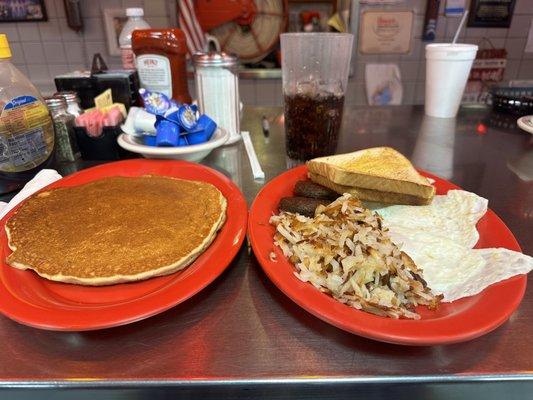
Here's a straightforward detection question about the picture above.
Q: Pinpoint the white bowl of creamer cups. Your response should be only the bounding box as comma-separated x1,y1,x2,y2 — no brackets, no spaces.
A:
117,128,229,162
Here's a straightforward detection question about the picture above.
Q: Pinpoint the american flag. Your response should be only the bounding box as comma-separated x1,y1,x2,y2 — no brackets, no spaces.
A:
178,0,207,54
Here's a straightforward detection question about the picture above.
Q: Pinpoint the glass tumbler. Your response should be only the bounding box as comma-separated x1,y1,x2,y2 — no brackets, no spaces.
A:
281,33,354,161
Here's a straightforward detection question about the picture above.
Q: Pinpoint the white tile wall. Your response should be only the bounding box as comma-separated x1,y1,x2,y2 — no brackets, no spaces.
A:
506,38,527,59
1,0,532,102
0,0,173,94
144,0,168,17
58,18,83,41
518,60,533,78
514,0,532,14
508,15,532,38
39,18,62,41
445,17,467,39
399,61,420,81
65,42,85,64
402,83,416,104
1,23,19,41
17,22,40,41
414,82,425,104
226,0,533,107
44,0,56,18
504,60,521,80
145,16,170,28
50,0,62,17
9,42,25,65
465,27,487,38
43,41,67,64
21,42,45,64
27,63,50,82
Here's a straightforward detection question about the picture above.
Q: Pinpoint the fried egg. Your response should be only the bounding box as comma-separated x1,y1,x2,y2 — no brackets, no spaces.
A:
373,190,533,302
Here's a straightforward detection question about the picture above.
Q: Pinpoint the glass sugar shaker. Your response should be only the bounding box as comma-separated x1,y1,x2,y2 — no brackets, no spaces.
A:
45,96,81,162
193,52,241,144
55,91,83,117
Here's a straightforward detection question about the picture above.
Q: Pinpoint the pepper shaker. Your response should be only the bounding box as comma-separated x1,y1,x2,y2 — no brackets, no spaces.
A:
55,91,83,117
193,52,241,144
45,96,81,162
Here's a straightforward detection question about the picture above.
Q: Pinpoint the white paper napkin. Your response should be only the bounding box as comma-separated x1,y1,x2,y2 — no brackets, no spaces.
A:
0,169,62,219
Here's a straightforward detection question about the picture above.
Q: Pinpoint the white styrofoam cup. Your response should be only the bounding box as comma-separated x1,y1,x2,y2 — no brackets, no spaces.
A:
425,43,478,118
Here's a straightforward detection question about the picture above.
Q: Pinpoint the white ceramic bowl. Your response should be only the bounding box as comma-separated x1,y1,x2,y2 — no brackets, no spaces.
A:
517,116,533,135
117,128,229,162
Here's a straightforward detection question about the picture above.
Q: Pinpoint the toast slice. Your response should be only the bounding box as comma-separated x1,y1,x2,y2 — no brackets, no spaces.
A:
307,147,435,199
309,173,433,205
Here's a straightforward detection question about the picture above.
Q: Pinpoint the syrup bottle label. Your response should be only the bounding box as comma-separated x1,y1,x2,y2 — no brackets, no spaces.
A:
0,95,54,172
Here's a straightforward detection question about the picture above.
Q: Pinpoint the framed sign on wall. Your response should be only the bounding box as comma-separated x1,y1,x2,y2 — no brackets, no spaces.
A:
467,0,516,28
0,0,47,22
359,10,414,54
103,9,128,57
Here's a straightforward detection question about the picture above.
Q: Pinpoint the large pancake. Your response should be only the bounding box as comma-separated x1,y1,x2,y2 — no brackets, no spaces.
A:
5,175,227,285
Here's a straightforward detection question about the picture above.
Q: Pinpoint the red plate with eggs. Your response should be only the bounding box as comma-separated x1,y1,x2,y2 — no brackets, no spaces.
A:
248,165,527,345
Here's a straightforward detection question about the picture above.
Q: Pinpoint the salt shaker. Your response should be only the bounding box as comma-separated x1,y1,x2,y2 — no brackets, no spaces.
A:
193,52,240,144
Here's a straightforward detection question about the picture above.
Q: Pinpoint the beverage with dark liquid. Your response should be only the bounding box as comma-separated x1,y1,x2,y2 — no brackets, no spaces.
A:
284,92,344,160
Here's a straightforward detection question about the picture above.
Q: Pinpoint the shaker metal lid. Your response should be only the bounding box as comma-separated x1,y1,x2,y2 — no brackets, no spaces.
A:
192,52,238,67
44,96,67,110
55,91,80,104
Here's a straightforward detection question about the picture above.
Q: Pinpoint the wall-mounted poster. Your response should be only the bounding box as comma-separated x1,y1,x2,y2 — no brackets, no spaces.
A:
467,0,516,28
0,0,47,22
359,10,413,54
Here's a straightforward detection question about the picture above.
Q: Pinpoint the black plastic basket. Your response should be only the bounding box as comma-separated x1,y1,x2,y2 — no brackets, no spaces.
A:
74,126,136,161
490,85,533,116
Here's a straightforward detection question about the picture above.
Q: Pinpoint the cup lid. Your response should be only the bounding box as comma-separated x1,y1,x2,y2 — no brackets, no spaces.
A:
425,43,478,60
126,8,144,17
426,43,479,52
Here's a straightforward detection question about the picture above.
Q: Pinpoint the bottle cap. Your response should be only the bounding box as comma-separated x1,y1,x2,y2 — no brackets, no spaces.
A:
0,34,12,59
126,8,144,17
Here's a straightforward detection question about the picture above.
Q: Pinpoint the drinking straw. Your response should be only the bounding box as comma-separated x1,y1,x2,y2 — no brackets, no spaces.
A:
452,11,469,44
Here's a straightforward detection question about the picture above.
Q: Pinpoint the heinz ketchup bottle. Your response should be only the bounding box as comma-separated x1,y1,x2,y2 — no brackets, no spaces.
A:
132,29,192,104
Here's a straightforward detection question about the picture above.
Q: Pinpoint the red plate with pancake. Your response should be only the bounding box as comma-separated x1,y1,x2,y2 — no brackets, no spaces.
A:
248,165,527,345
0,159,247,331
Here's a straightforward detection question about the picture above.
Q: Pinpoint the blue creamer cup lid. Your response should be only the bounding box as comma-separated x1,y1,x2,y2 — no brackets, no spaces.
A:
156,120,180,147
187,114,217,142
143,134,157,147
177,136,189,146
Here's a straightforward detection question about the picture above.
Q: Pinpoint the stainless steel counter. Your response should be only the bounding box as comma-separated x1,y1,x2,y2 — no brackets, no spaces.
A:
1,106,532,399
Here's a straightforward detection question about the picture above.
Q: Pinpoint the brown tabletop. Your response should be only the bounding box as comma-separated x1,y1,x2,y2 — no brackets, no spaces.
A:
1,106,532,400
